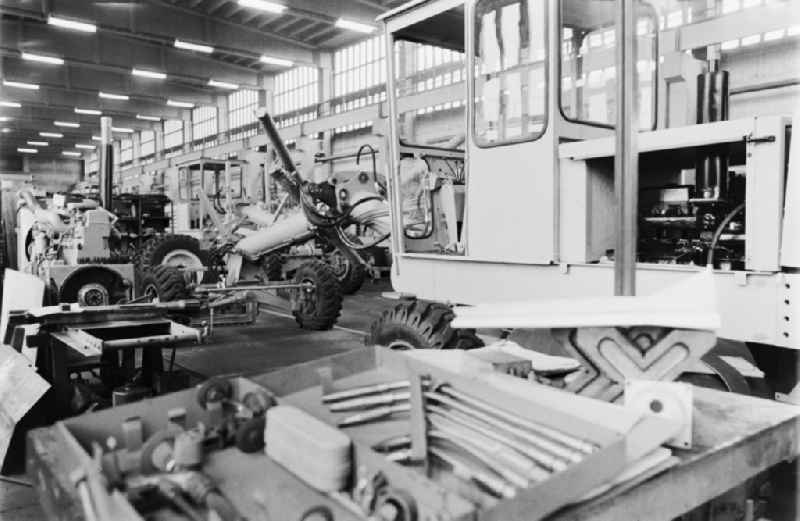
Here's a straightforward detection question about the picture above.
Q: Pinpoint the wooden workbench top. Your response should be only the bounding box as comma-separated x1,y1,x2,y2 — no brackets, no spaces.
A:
554,386,800,520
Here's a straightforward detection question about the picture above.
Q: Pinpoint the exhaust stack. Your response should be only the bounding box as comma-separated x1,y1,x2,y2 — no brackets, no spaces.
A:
98,116,114,210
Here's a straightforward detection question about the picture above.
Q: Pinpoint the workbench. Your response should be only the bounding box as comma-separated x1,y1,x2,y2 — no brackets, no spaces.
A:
555,386,800,520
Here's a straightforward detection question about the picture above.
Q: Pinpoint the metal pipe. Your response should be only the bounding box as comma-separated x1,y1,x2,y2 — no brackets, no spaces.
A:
437,386,596,455
614,0,639,296
429,447,516,499
322,380,412,403
99,116,114,210
328,391,410,412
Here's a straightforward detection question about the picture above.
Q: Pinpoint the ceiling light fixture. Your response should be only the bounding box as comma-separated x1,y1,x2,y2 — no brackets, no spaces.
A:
2,80,39,90
48,15,97,33
167,99,194,108
174,40,214,54
40,131,63,138
112,127,134,133
28,141,48,146
259,55,293,67
75,108,102,115
335,18,375,34
21,52,65,65
75,144,96,150
18,148,38,154
0,117,10,122
92,135,103,141
136,114,162,121
54,121,80,128
237,0,286,13
132,68,167,80
63,151,82,157
0,101,22,108
208,79,238,90
1,128,11,133
99,91,129,101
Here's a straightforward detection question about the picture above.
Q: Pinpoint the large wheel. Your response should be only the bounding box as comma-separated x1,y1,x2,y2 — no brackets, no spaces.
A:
326,248,367,295
138,234,208,283
366,300,484,350
138,265,189,302
291,260,342,330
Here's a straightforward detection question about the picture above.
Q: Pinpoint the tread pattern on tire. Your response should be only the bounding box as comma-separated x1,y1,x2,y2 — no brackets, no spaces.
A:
139,265,188,302
366,300,484,350
331,250,367,295
291,260,342,331
137,234,207,271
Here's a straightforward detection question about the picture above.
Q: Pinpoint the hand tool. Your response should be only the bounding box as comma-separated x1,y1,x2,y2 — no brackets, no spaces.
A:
438,386,597,454
429,429,529,489
427,410,552,482
427,404,563,474
328,391,411,412
429,447,516,499
425,390,583,465
322,380,415,403
337,403,411,427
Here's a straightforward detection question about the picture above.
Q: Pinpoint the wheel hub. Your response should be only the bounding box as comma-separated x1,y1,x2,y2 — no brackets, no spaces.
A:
162,249,205,283
77,283,110,306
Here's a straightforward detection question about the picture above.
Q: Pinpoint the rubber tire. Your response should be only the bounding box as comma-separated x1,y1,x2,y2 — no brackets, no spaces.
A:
328,249,367,295
138,265,188,302
291,260,343,330
366,300,484,350
137,234,208,272
262,253,285,281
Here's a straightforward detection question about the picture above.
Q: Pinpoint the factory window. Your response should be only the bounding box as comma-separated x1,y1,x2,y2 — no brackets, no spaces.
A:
559,0,658,130
228,89,260,139
474,0,548,146
120,138,133,165
192,106,218,149
163,119,184,156
274,66,319,127
333,35,387,112
140,130,155,162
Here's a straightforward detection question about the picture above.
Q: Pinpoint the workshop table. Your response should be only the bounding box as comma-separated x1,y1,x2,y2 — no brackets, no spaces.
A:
554,386,800,521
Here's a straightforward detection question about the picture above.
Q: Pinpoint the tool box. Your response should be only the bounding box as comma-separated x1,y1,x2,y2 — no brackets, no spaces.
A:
27,347,678,521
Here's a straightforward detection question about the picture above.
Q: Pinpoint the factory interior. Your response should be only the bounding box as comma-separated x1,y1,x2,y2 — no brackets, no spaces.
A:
0,0,798,519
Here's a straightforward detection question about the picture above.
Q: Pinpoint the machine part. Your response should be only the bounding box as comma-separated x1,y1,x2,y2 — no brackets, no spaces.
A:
111,385,151,407
328,391,410,412
429,446,516,500
290,260,342,330
262,253,285,281
298,505,335,521
366,300,483,350
173,428,206,469
241,389,276,415
138,234,208,281
196,377,234,409
337,404,411,428
234,415,266,453
139,265,189,302
326,247,367,295
139,429,177,473
76,283,110,307
322,380,412,403
372,487,417,521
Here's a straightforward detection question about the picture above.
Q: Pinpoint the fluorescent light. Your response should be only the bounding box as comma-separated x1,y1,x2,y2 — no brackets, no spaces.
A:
1,128,11,133
136,114,162,121
62,151,82,157
99,91,129,101
75,107,102,115
208,79,238,90
40,131,63,138
335,18,375,34
237,0,286,13
2,80,39,90
167,99,194,108
28,141,48,146
0,101,22,108
259,55,293,67
75,144,96,150
21,52,65,65
132,68,167,80
112,127,134,133
92,135,103,141
54,121,80,128
48,15,97,33
174,39,214,54
18,148,38,154
0,117,10,122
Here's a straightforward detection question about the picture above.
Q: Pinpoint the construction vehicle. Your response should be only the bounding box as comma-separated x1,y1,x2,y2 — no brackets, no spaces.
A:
366,0,798,398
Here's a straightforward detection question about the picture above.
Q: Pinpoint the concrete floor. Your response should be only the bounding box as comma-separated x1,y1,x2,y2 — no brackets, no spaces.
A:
0,278,395,521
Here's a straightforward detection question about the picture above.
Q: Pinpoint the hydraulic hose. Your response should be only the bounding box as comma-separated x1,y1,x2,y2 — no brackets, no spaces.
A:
706,202,745,267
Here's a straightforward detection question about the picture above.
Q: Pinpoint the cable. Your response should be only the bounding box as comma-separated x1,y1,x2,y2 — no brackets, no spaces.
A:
706,202,745,267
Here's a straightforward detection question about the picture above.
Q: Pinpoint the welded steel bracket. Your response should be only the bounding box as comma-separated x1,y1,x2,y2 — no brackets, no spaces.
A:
552,327,716,402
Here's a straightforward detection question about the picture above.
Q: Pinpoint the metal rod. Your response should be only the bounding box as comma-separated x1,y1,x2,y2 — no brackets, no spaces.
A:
429,447,516,499
322,380,412,403
197,283,307,293
99,116,113,211
614,0,639,296
328,391,410,412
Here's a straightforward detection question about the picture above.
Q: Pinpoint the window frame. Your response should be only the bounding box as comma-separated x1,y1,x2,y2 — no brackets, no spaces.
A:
471,0,550,149
557,0,660,131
